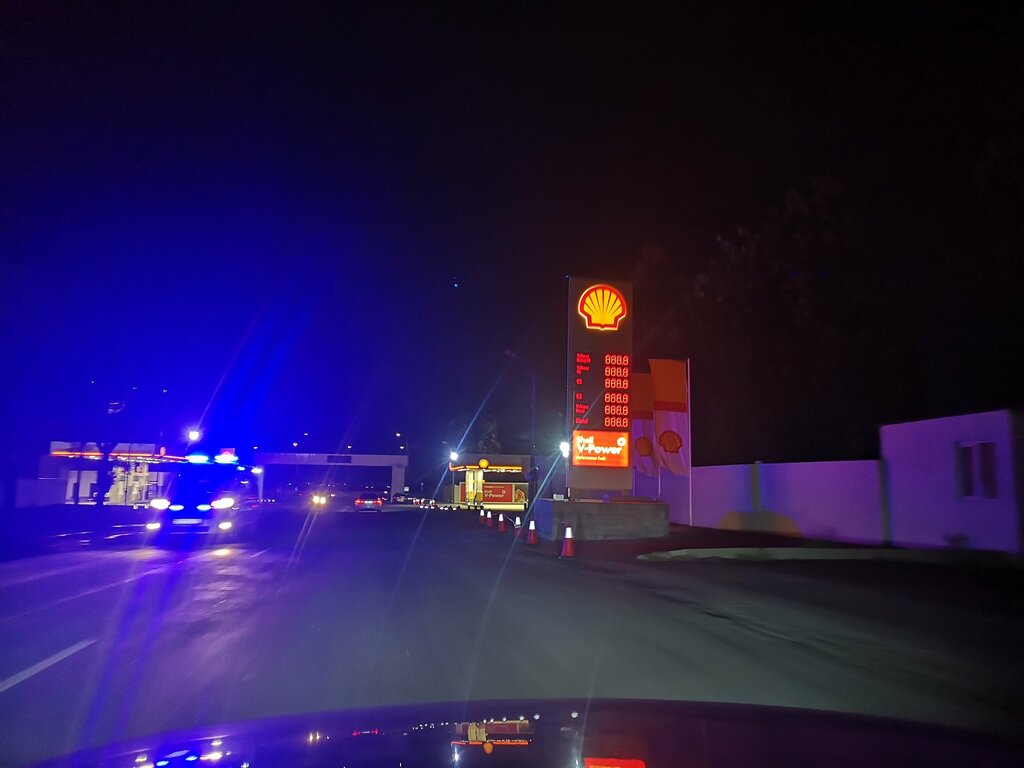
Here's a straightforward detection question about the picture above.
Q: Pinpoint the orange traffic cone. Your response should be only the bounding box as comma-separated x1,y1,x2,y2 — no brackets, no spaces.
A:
478,509,486,525
497,513,507,533
559,525,576,558
513,516,522,538
486,510,494,528
526,519,538,545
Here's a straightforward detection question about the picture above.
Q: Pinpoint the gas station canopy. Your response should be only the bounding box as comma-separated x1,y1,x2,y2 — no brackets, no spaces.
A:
447,454,530,474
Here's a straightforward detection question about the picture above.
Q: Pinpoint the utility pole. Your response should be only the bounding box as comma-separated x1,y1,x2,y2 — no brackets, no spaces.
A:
505,349,539,505
529,368,537,505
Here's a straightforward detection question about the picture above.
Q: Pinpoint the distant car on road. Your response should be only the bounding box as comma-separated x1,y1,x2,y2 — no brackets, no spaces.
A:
309,490,336,510
353,491,385,511
391,492,410,503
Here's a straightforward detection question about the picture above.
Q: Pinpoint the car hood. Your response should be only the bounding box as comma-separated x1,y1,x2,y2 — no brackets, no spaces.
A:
30,698,1021,767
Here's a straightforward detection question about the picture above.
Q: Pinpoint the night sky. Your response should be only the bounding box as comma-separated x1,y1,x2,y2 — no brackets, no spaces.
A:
2,2,1022,482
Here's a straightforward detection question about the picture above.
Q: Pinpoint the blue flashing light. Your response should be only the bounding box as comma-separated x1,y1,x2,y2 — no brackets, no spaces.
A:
214,452,239,464
185,756,199,762
156,762,169,767
185,454,210,464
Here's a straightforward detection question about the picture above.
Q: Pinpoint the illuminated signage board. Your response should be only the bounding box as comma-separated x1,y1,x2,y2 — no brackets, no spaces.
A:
567,278,633,490
578,283,628,330
571,429,630,467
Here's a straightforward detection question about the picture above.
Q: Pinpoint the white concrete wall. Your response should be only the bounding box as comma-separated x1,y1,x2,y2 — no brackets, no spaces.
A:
691,465,752,527
634,464,746,527
759,460,882,543
881,410,1021,552
635,461,883,543
635,465,749,527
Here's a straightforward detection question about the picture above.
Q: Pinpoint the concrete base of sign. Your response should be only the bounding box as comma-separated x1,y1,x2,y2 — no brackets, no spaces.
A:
532,498,669,541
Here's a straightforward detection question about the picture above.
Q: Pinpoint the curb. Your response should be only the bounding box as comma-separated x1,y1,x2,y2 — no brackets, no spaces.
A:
636,546,1024,568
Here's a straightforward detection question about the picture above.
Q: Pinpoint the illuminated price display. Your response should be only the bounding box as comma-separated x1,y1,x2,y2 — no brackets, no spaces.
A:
601,353,630,427
571,353,632,426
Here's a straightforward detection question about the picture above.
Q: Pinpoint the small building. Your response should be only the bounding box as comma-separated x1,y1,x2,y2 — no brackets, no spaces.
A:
447,454,530,510
881,410,1022,552
16,442,183,507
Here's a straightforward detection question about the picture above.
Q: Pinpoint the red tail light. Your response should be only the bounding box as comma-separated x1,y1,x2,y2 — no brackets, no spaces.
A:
375,499,382,505
355,499,363,505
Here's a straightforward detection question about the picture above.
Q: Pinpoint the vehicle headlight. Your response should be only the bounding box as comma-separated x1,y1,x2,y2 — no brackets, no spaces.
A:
145,522,161,531
150,498,171,510
211,497,235,510
217,521,233,531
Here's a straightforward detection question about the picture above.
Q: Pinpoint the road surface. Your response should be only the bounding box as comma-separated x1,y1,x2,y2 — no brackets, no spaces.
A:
1,507,1021,765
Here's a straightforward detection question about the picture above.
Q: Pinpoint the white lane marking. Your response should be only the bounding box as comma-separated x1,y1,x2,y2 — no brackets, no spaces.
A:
248,548,270,559
0,639,96,693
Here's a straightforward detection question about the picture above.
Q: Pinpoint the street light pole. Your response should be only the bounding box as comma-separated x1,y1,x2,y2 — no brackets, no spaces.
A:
449,451,459,507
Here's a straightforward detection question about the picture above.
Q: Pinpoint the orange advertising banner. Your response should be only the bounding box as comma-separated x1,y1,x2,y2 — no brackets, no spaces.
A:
572,430,630,468
630,372,659,477
649,358,691,476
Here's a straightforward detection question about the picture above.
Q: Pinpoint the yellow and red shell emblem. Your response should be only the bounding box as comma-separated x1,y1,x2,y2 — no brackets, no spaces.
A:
577,284,627,330
635,436,654,457
658,430,683,453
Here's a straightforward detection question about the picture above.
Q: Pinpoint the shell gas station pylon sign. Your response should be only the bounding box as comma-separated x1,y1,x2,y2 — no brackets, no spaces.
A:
567,277,634,491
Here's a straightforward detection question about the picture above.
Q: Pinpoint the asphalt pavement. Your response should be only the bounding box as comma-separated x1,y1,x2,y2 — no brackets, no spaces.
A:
1,506,1021,766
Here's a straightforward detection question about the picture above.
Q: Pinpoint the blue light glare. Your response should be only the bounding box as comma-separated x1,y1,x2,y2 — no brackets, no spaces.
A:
214,452,239,464
156,762,169,767
185,454,210,464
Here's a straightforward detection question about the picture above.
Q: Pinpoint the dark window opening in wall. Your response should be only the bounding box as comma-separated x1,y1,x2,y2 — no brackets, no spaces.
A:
978,442,998,498
957,442,998,499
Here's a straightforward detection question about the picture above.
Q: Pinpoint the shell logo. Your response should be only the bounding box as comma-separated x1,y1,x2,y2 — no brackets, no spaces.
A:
658,430,683,453
635,436,654,457
578,284,627,331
